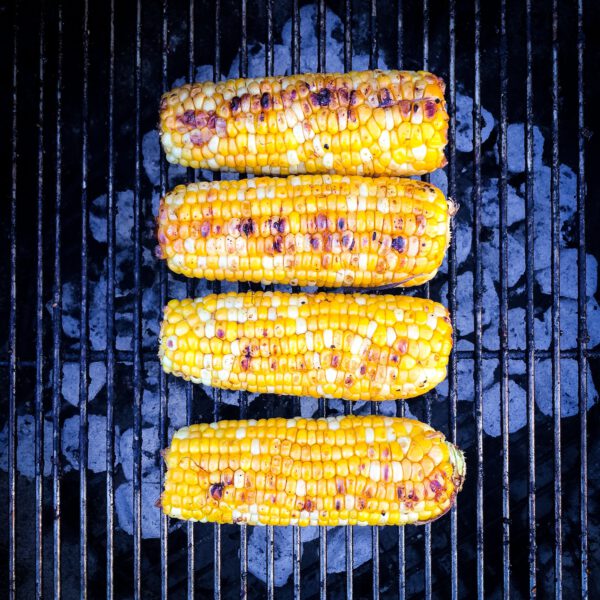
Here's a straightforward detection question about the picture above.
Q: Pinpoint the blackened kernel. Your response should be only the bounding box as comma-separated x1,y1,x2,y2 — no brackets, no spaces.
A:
260,92,271,109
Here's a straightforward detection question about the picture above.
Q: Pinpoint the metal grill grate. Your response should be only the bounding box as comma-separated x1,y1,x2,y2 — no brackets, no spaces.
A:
1,0,598,598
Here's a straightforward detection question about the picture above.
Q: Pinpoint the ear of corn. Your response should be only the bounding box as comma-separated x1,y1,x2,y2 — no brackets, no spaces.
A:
159,70,448,177
161,415,465,526
159,291,452,401
157,175,450,288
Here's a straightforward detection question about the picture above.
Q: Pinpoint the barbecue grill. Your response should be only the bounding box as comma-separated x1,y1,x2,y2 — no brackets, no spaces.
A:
1,0,598,598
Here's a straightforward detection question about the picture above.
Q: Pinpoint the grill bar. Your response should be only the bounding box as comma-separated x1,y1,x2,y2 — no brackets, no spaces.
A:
290,4,302,598
576,0,589,596
185,2,197,596
35,4,46,598
421,4,433,597
213,4,223,599
369,8,381,600
395,5,406,598
106,1,117,597
52,3,64,597
447,1,459,598
473,0,485,597
343,6,354,599
8,2,18,597
132,0,144,595
238,2,249,598
79,1,90,596
498,0,510,597
524,0,537,596
550,0,563,595
158,1,170,597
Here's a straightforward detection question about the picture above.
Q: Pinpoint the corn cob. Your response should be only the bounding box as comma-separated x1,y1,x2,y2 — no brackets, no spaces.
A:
161,415,465,526
159,70,448,176
159,291,452,401
157,175,450,288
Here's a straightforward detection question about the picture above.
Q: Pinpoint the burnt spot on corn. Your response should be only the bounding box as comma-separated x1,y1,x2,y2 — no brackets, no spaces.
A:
179,110,197,126
378,88,393,107
216,328,225,339
241,218,255,236
260,92,271,109
200,221,211,237
230,96,241,112
273,236,283,253
317,88,331,106
209,483,224,500
424,99,437,119
397,339,408,354
391,236,406,253
241,357,251,371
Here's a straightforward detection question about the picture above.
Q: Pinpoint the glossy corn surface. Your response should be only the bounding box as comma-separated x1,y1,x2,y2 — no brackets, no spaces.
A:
161,415,465,526
159,70,448,176
157,175,450,287
159,291,452,401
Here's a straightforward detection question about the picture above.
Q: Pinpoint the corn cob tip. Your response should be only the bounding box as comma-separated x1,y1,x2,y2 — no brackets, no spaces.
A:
447,442,466,492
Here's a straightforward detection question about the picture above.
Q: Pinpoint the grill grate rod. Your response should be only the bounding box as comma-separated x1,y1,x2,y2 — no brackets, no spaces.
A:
79,1,90,595
35,3,46,598
550,0,563,595
447,0,459,597
472,0,485,597
498,0,511,596
238,1,249,597
524,0,537,595
132,0,144,595
106,1,117,597
159,1,170,598
52,3,64,597
8,1,19,597
576,0,589,595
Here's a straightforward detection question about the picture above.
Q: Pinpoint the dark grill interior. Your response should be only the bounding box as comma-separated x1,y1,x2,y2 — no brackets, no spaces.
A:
0,0,599,598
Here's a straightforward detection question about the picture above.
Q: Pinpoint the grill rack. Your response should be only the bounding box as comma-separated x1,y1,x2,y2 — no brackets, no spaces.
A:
1,0,598,598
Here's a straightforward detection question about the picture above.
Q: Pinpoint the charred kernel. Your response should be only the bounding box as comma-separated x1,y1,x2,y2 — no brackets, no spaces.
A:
260,93,271,109
391,236,407,252
378,89,393,107
209,483,224,500
317,88,331,106
230,96,241,112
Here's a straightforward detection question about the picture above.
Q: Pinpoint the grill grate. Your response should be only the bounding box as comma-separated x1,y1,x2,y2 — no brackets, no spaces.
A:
1,0,598,598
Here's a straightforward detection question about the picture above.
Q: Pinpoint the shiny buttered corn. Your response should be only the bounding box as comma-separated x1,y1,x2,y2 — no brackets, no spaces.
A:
160,70,448,176
157,175,451,288
159,291,452,401
161,415,465,526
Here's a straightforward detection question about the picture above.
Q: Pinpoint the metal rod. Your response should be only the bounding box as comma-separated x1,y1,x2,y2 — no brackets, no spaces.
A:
133,0,144,595
447,1,458,598
498,0,510,597
79,2,90,596
396,0,403,70
35,3,46,598
550,1,562,595
238,2,249,598
291,4,302,598
8,1,19,597
342,6,354,598
186,0,196,595
213,4,222,599
52,3,64,597
369,0,378,70
106,0,116,593
473,1,485,597
576,0,588,596
317,0,326,73
159,1,170,598
524,0,537,596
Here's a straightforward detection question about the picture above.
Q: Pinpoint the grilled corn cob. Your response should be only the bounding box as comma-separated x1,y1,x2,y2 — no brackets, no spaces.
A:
160,70,448,176
161,415,465,526
157,175,450,288
159,291,452,401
